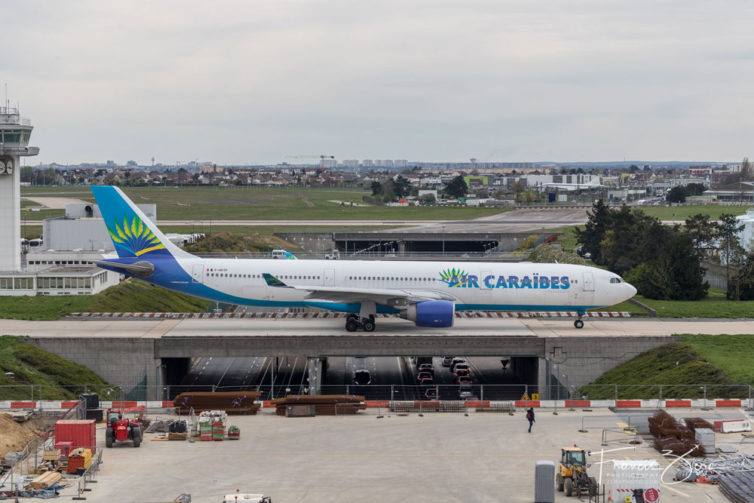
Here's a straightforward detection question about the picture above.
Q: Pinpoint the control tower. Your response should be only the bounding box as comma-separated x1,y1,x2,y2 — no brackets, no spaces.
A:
0,106,39,271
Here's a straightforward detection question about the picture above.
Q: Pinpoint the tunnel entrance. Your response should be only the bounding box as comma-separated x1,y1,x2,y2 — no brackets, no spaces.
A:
164,355,541,402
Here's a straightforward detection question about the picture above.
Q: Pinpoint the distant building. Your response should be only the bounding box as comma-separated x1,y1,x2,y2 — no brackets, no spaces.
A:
737,209,754,252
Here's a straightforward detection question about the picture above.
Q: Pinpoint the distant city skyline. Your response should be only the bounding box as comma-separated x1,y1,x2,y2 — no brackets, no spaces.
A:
3,0,753,165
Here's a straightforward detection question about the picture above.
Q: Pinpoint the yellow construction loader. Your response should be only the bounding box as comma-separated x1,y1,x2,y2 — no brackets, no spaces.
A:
556,446,597,497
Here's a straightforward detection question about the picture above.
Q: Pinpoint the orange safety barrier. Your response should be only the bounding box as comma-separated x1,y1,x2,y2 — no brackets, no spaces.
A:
10,402,35,408
615,400,641,408
109,401,139,409
715,399,742,407
365,401,389,408
565,400,590,408
515,400,540,408
665,400,692,407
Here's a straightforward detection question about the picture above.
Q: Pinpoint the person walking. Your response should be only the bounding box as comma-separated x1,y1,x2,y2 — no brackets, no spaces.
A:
526,407,535,433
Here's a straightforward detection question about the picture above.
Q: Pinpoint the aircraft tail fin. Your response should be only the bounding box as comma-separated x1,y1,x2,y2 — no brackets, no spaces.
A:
91,185,193,259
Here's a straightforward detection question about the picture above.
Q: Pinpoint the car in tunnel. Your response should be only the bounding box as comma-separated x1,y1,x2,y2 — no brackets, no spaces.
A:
353,369,371,385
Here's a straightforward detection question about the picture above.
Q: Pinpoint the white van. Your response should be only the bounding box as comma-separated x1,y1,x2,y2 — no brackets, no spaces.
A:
271,249,296,260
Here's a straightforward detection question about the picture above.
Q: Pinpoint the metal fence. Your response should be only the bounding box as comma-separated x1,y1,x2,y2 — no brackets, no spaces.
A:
2,383,752,404
577,383,754,401
0,384,128,402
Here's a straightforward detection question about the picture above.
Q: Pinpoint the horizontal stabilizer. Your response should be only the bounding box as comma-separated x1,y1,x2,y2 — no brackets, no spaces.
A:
94,260,155,278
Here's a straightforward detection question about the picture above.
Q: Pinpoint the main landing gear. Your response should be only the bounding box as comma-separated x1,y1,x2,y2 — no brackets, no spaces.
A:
345,314,376,332
574,314,585,329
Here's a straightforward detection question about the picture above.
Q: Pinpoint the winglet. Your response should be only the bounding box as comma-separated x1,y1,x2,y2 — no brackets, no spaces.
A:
262,273,288,287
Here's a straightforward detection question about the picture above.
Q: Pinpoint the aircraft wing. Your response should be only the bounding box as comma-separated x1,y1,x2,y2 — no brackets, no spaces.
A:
262,273,454,304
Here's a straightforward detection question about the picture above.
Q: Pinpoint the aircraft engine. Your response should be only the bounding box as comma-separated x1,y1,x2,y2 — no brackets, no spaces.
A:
401,300,454,328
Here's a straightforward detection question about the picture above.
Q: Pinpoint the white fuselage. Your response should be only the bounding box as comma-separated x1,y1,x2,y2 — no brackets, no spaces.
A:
170,258,636,312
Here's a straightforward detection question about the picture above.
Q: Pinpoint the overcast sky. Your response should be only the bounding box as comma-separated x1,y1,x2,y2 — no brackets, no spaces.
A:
3,0,753,165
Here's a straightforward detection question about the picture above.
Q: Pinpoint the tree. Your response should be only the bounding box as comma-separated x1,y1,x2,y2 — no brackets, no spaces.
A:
393,175,411,199
574,199,611,265
444,175,468,199
732,250,754,300
666,186,686,203
742,157,752,181
718,213,745,299
684,214,718,260
370,181,382,196
625,226,708,300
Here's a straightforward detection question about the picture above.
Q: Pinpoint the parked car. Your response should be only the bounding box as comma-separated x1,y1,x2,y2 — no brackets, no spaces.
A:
424,388,438,400
353,369,371,385
442,356,453,367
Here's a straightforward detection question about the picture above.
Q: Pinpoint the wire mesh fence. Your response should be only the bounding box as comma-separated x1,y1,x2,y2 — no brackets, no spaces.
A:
2,383,752,404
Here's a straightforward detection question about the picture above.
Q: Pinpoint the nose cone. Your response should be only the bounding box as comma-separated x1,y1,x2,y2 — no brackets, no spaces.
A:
625,282,637,298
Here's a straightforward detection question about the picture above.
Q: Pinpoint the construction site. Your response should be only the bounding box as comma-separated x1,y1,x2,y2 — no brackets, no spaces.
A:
1,393,754,502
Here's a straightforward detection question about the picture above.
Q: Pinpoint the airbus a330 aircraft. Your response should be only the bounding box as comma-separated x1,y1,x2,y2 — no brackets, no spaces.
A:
91,186,637,331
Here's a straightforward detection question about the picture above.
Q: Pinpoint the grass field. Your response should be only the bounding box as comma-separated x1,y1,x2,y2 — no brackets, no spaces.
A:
0,280,210,320
21,185,508,221
0,336,110,399
600,287,754,318
21,208,64,221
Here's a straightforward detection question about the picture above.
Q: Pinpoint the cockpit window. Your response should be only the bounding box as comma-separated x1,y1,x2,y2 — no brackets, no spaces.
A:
610,278,622,284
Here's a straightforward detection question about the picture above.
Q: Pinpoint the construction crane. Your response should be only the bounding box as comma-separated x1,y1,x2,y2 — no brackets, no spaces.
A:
285,154,335,170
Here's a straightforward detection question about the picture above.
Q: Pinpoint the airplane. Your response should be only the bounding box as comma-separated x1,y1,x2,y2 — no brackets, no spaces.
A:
91,186,637,331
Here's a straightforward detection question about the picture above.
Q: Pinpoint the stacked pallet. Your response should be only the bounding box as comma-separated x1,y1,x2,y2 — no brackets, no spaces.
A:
648,410,704,456
173,391,262,415
271,395,366,416
28,471,62,489
718,472,754,503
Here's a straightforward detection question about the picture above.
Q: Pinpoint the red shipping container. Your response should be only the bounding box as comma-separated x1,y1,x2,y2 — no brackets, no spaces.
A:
55,420,96,453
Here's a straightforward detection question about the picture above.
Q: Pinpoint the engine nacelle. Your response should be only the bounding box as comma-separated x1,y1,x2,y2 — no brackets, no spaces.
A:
400,300,454,328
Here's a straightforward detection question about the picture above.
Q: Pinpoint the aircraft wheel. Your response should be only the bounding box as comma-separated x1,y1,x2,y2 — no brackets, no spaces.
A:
362,318,375,332
574,319,584,329
345,318,359,332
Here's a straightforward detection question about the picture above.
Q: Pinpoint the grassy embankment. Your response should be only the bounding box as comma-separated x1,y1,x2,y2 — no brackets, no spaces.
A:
579,335,754,399
0,280,210,320
0,336,110,400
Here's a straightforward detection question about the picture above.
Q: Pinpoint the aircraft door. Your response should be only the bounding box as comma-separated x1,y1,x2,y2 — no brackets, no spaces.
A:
582,272,594,292
581,271,594,306
324,269,335,286
191,264,204,284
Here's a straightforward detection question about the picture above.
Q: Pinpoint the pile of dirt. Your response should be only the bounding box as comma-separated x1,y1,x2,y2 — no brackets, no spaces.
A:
0,413,38,459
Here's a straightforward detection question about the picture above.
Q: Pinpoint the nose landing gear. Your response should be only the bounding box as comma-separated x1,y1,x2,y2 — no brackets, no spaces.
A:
574,313,585,329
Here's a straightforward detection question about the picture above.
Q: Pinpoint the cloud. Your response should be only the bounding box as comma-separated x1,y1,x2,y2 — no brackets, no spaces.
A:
2,0,753,164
